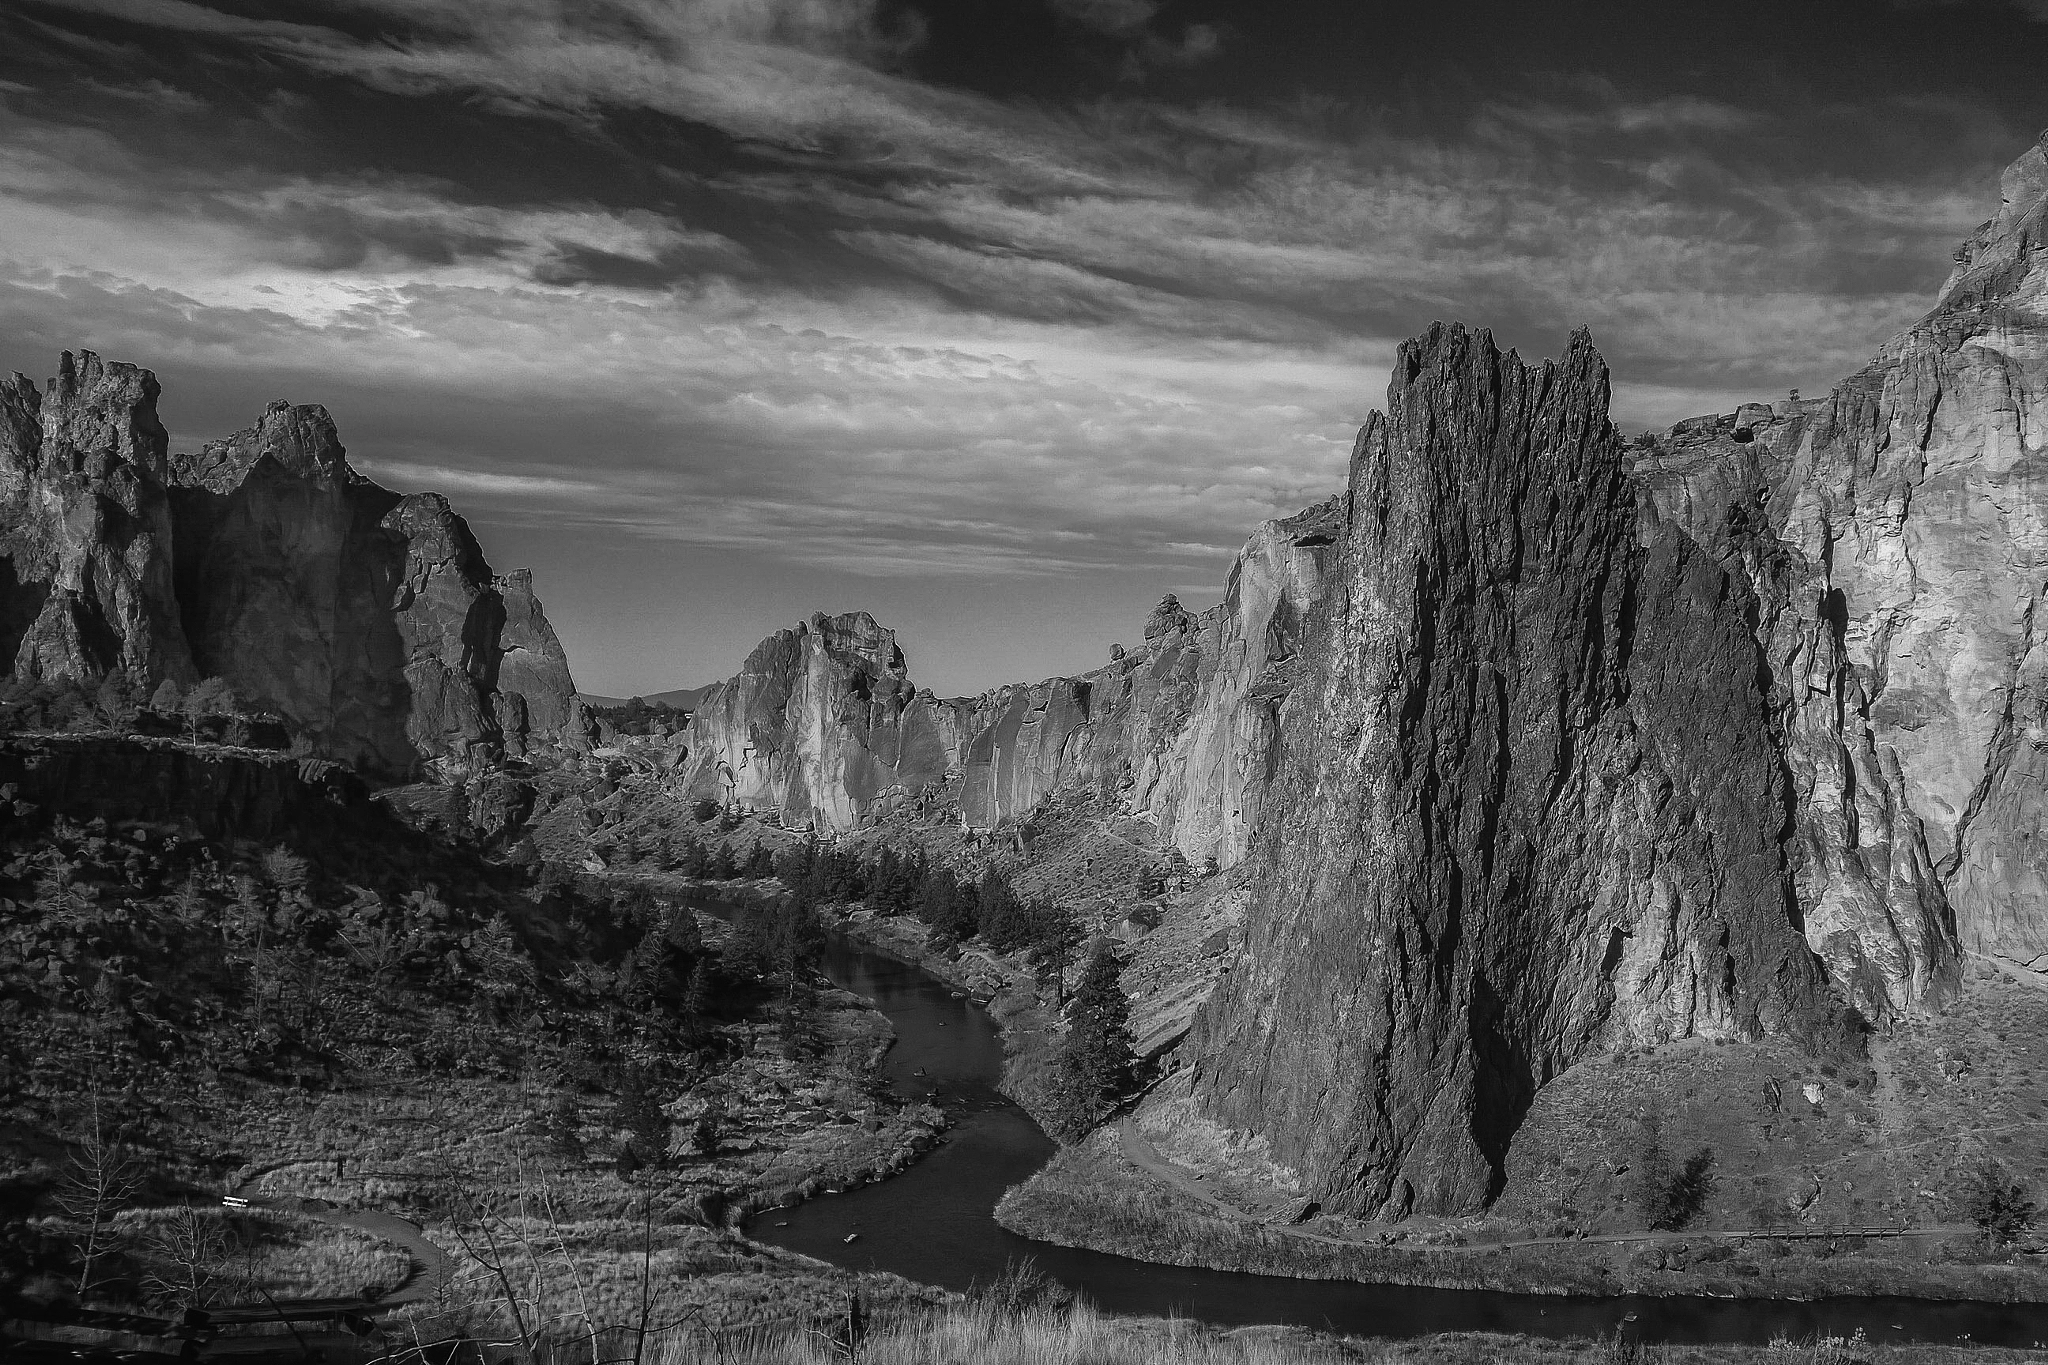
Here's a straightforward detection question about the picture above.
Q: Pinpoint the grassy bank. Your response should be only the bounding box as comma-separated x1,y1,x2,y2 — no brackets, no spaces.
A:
610,1292,2039,1365
996,1135,2048,1304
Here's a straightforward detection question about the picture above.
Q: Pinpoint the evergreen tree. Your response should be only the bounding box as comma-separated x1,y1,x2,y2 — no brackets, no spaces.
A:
1034,900,1083,1005
613,1064,669,1166
776,839,816,897
706,841,739,880
1047,941,1132,1139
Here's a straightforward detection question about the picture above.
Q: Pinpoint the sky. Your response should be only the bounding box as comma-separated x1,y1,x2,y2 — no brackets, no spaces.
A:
2,1,2046,698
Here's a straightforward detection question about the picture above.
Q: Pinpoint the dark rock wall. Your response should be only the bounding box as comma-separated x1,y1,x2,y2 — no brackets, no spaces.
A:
0,359,578,778
0,734,369,844
1186,325,1847,1218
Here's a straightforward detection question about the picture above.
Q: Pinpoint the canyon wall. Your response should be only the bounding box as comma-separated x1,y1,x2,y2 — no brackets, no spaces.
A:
0,358,577,777
1181,133,2048,1220
1633,129,2048,993
672,611,955,830
1185,325,1852,1219
673,501,1338,865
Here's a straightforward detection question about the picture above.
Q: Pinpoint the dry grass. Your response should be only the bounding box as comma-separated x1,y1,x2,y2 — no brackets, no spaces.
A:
645,1298,2045,1365
1877,969,2048,1216
109,1205,413,1304
1497,1034,1895,1235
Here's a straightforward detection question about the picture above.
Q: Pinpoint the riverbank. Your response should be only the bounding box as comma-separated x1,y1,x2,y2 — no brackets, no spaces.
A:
537,817,2048,1326
824,904,1070,1136
995,1123,2048,1306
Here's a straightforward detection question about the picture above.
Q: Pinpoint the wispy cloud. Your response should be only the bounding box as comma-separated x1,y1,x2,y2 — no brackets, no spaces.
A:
0,0,2027,690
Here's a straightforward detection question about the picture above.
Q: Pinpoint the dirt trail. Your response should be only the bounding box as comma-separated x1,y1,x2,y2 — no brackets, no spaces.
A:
229,1163,455,1309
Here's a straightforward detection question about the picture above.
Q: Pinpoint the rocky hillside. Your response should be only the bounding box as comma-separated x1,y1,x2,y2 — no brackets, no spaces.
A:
0,359,575,776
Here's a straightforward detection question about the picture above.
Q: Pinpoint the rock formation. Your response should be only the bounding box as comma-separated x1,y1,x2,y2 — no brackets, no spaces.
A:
950,498,1341,868
0,361,577,777
673,502,1338,866
0,353,193,685
1185,324,1851,1219
1634,128,2048,995
674,612,955,829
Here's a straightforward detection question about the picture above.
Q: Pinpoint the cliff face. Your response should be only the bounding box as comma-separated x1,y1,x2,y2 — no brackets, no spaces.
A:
0,353,194,685
1634,129,2048,993
674,612,955,828
0,361,577,778
952,498,1340,867
676,502,1338,864
1186,325,1848,1219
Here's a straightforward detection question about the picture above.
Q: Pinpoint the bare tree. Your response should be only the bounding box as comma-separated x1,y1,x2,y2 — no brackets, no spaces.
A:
53,1087,141,1298
141,1206,239,1311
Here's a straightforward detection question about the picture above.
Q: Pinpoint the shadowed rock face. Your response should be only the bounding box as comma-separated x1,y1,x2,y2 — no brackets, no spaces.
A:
0,362,577,777
1634,129,2048,998
1186,324,1849,1219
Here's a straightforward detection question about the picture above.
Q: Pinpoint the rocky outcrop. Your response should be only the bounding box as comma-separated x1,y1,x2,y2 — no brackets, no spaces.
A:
674,612,954,828
952,498,1340,868
674,503,1338,864
0,362,578,778
1634,129,2048,993
1186,324,1850,1219
0,353,194,685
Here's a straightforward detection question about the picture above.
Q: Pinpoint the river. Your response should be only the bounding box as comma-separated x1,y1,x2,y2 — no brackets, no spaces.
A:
718,905,2048,1348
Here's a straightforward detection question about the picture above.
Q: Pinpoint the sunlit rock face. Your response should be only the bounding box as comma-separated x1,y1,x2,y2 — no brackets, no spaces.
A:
689,504,1340,855
951,498,1341,869
1186,324,1852,1220
0,353,194,685
675,611,956,829
0,362,577,777
1635,129,2048,994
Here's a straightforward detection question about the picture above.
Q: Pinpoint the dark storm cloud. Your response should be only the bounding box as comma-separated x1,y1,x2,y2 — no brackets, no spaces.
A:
2,0,2044,691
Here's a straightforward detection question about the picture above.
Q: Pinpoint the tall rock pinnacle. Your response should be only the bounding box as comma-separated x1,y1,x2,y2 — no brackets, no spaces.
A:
1186,324,1848,1219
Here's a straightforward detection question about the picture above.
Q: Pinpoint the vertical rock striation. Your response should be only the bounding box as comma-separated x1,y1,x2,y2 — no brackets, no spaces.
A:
951,499,1340,868
0,358,578,778
1634,128,2048,993
0,353,194,684
1186,325,1848,1219
674,500,1339,863
674,612,955,828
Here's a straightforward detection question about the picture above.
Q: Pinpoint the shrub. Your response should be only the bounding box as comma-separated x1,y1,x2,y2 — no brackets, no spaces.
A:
1630,1116,1715,1231
1964,1161,2037,1243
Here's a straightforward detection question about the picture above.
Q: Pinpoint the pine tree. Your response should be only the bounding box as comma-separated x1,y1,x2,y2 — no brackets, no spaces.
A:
613,1065,669,1166
1048,941,1132,1139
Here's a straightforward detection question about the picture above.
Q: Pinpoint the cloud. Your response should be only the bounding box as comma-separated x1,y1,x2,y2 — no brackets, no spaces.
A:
0,0,2025,689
